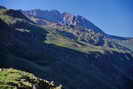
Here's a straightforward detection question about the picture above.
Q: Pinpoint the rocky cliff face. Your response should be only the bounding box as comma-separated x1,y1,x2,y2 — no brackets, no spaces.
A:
23,9,63,23
23,9,104,33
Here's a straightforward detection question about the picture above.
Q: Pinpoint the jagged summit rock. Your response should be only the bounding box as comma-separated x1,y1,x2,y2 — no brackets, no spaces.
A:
23,9,104,33
23,9,63,23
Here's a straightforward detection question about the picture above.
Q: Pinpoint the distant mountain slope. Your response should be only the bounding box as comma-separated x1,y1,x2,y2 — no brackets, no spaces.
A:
22,9,133,51
118,39,133,51
0,7,133,89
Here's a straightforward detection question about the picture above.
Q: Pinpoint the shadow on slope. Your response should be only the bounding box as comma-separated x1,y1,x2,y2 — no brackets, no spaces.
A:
0,19,133,89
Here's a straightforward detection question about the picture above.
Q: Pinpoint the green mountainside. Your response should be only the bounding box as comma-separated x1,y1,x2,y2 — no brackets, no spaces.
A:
0,7,133,89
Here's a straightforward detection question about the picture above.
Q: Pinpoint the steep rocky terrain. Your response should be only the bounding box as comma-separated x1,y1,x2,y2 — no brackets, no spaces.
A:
23,9,104,33
0,6,133,89
23,9,133,51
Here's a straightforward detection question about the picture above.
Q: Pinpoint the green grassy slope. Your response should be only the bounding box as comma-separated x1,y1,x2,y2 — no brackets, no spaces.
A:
0,68,62,89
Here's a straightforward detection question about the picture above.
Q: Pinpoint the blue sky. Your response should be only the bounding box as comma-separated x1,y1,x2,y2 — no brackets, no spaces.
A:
0,0,133,37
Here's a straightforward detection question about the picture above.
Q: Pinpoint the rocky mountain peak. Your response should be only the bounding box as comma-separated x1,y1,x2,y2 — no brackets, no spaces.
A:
62,12,77,25
23,9,63,23
23,9,104,33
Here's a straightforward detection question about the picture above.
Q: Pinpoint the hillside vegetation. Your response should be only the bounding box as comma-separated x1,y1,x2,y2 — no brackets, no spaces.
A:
0,68,62,89
0,6,133,89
